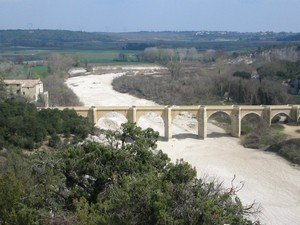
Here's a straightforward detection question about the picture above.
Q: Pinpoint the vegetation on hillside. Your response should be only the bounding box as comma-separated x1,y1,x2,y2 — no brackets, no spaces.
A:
0,29,297,51
257,60,300,80
0,97,94,149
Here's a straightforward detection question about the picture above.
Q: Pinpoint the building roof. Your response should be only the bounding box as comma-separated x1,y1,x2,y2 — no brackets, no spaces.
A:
4,79,42,88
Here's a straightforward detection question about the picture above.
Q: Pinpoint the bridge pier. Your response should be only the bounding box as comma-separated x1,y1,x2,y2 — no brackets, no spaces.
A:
164,106,172,141
129,106,137,123
231,106,241,137
292,106,300,122
198,106,207,139
262,106,271,125
88,106,97,125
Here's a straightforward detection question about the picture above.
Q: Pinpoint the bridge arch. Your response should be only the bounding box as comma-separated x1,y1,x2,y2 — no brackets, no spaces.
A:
206,111,232,137
96,112,128,130
241,111,263,121
206,110,231,120
270,112,292,123
241,112,263,135
136,112,165,137
172,111,198,139
207,110,231,120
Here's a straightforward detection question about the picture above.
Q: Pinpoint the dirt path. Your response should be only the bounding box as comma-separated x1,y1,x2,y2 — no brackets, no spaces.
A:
66,67,300,225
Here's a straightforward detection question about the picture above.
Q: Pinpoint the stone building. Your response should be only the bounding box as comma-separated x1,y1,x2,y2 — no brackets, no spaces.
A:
4,79,49,106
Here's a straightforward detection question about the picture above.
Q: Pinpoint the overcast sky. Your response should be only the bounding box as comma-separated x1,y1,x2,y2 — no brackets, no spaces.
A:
0,0,299,32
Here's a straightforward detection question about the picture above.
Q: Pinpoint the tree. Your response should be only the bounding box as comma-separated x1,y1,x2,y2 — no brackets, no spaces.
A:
0,76,6,101
46,53,74,74
116,53,128,62
186,47,198,61
167,61,182,79
177,48,188,62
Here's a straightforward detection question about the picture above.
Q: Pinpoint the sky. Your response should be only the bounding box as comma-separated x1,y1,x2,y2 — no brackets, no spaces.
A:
0,0,299,32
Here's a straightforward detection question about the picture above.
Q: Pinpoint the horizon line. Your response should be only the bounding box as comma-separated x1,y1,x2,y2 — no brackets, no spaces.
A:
0,28,298,34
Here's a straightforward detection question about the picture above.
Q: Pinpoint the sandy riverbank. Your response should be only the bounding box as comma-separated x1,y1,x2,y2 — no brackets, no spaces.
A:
66,66,300,225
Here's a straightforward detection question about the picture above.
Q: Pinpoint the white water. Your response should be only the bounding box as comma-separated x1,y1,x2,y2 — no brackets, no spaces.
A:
66,68,300,225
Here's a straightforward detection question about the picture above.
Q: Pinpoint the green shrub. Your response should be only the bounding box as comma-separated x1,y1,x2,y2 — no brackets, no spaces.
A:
48,133,61,148
266,139,300,165
233,71,251,79
0,99,94,149
241,115,286,149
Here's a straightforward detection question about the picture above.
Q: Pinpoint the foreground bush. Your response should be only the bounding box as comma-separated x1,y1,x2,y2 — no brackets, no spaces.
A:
0,123,259,225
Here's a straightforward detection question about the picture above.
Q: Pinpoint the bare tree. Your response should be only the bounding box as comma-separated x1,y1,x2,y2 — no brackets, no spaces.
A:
167,61,182,79
47,53,74,74
177,48,188,62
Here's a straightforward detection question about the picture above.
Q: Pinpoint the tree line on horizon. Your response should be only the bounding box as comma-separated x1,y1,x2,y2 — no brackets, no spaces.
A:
1,29,299,51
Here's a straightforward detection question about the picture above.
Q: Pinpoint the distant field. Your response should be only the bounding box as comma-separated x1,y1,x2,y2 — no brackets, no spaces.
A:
55,50,143,64
19,65,48,79
32,65,48,78
0,48,144,64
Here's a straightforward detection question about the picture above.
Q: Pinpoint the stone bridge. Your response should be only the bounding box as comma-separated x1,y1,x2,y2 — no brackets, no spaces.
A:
48,105,300,140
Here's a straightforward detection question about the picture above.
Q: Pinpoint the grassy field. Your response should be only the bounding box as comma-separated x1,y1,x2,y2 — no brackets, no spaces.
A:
0,48,144,64
32,65,48,78
20,65,48,79
55,50,142,64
